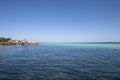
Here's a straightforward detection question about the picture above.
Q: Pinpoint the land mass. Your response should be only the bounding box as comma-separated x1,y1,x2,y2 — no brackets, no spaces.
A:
64,42,120,44
1,37,120,45
0,37,39,45
45,42,120,44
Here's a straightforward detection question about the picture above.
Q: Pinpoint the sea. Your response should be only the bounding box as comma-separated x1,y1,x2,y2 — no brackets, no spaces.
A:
0,43,120,80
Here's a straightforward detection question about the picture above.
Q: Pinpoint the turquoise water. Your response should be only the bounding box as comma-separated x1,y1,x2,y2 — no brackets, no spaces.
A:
0,43,120,80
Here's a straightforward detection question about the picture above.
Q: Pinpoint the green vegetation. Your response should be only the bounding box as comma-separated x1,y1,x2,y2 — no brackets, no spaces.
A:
0,37,11,45
0,37,11,42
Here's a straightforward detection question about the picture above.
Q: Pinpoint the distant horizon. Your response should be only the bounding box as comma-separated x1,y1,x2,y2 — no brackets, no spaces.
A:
1,0,120,42
0,36,120,43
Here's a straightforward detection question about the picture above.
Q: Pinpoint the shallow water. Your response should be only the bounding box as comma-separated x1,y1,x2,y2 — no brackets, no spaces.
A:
0,43,120,80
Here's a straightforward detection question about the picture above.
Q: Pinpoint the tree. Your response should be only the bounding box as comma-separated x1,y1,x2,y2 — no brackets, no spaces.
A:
0,37,11,42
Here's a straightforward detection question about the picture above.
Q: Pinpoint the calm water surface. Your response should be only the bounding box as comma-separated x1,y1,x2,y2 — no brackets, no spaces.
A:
0,43,120,80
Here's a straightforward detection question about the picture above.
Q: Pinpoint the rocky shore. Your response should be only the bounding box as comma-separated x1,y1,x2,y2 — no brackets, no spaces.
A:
0,37,39,46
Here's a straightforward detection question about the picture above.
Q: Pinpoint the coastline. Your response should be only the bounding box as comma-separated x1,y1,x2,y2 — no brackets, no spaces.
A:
44,42,120,44
0,37,39,46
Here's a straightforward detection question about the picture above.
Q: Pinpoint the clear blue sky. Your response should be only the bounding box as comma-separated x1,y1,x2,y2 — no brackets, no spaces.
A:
0,0,120,42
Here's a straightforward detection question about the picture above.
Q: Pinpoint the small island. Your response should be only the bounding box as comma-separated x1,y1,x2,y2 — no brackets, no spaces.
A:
0,37,39,45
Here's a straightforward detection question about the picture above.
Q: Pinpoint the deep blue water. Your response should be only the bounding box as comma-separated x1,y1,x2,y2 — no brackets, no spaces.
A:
0,43,120,80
